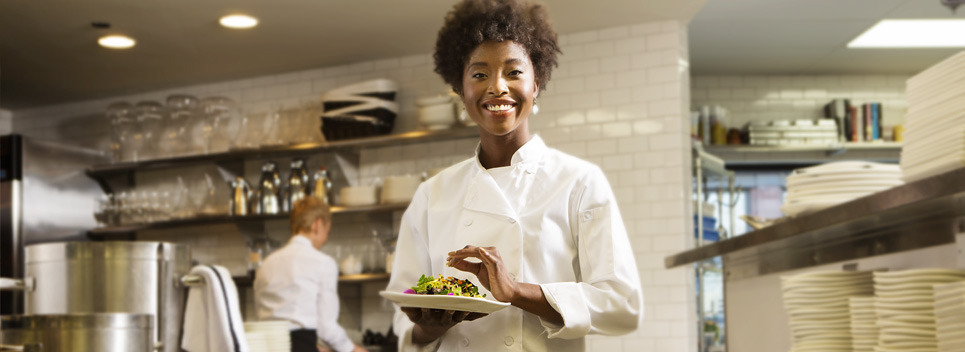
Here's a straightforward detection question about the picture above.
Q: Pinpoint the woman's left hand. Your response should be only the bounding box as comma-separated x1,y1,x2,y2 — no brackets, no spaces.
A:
447,245,518,303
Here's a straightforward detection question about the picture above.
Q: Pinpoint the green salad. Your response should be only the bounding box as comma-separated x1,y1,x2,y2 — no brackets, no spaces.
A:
406,274,487,298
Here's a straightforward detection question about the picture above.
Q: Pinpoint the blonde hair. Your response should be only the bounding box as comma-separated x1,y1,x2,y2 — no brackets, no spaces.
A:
290,197,331,235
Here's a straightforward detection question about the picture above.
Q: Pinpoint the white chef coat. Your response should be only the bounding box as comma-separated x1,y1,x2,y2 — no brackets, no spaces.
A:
254,235,355,352
388,135,643,352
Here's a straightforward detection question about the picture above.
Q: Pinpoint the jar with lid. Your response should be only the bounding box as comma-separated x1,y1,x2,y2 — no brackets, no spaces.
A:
201,97,242,153
132,101,165,161
105,102,135,163
158,94,198,157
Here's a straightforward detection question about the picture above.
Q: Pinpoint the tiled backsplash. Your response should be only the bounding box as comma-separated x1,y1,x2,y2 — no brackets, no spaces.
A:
0,110,11,135
691,75,909,130
9,21,696,352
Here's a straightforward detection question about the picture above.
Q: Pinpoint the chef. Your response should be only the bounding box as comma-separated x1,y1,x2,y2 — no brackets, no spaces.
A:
386,0,644,351
254,197,368,352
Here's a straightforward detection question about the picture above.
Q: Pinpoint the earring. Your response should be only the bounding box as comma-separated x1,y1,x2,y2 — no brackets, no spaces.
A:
532,102,540,116
460,109,469,121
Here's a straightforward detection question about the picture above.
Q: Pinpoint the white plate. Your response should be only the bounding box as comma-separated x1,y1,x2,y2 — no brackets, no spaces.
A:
380,291,510,314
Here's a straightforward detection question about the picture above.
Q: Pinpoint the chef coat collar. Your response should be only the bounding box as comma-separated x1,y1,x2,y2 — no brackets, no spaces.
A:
290,234,313,248
473,134,546,173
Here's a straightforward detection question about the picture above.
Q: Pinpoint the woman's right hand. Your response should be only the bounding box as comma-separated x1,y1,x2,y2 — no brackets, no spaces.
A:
401,307,487,344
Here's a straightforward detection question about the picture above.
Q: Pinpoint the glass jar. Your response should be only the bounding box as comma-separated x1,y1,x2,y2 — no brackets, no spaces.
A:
159,94,198,157
132,101,165,161
201,97,241,154
105,102,135,163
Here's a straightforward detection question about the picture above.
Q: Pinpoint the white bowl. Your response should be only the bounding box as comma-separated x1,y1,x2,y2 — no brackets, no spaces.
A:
339,186,377,206
418,103,456,130
382,175,422,204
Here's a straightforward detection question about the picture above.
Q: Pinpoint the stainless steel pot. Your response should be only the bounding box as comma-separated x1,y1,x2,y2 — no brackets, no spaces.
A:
0,242,190,352
0,313,154,352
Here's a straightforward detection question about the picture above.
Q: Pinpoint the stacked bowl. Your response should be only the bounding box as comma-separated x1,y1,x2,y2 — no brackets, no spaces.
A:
849,297,878,352
244,321,291,352
872,269,965,352
781,271,874,352
782,161,903,217
933,281,965,352
320,79,400,141
902,51,965,182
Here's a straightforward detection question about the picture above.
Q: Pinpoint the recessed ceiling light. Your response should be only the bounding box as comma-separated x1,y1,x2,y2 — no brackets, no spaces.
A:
220,14,258,29
849,19,965,48
98,35,136,49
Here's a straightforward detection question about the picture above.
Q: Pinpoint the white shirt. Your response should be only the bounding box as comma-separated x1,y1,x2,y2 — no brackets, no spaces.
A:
254,235,355,352
388,135,644,352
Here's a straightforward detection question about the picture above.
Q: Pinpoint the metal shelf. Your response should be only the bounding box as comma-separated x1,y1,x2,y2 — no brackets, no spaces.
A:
233,273,390,287
86,127,480,177
88,203,409,237
704,142,902,168
666,167,965,280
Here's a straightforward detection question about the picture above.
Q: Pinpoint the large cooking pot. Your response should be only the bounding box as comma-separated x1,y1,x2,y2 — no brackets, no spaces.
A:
0,242,191,352
0,313,154,352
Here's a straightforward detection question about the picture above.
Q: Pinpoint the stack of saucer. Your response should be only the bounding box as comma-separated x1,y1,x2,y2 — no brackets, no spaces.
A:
933,281,965,352
782,161,903,217
902,51,965,182
781,271,874,352
849,297,878,352
244,321,291,352
873,269,965,352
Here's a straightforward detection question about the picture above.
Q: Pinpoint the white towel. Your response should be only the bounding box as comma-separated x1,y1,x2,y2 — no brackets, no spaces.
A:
181,265,249,352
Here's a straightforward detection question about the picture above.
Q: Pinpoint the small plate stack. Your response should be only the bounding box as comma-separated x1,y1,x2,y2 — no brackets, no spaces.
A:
244,321,291,352
933,281,965,352
782,161,903,217
872,269,965,352
849,297,878,352
781,271,874,352
902,51,965,182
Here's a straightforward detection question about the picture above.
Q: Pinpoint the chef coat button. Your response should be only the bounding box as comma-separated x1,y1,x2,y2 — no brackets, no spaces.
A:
464,219,473,226
509,218,516,224
509,273,517,280
504,336,514,346
582,212,592,221
462,338,470,347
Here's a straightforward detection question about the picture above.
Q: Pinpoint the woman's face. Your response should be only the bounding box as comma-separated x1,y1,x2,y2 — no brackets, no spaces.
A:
461,40,539,137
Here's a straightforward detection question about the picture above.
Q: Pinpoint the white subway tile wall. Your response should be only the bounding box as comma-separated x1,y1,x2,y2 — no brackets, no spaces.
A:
0,109,11,134
9,21,696,352
691,74,909,129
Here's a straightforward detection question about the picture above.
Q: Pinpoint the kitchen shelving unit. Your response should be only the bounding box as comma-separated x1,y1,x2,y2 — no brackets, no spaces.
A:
704,142,901,169
232,273,390,287
691,142,736,352
88,203,410,238
666,167,965,279
86,126,480,194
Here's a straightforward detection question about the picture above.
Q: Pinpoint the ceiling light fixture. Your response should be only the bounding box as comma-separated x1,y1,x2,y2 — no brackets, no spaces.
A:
98,35,136,49
220,14,258,29
848,19,965,48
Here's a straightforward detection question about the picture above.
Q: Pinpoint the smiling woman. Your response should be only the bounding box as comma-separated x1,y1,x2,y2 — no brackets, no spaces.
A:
386,0,644,351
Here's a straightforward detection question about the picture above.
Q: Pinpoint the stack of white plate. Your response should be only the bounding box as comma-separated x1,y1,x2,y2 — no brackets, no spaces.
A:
849,297,878,352
933,281,965,352
782,161,903,217
872,269,965,352
781,271,874,352
902,51,965,183
244,321,291,352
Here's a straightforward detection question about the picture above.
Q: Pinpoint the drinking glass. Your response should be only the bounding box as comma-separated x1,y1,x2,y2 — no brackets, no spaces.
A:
133,101,165,161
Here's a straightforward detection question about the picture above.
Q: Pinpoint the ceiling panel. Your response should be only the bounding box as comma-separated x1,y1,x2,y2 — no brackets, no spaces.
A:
689,20,875,48
693,0,907,21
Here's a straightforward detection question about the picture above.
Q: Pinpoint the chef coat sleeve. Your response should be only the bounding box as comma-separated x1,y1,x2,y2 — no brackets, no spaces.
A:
316,255,356,352
389,185,442,352
538,167,644,339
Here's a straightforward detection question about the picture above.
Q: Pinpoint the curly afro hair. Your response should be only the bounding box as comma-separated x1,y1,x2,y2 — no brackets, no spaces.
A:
434,0,561,96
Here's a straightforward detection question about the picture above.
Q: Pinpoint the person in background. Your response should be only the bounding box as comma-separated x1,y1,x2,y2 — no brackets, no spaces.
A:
386,0,644,351
255,197,368,352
